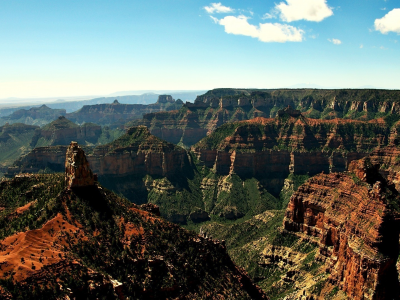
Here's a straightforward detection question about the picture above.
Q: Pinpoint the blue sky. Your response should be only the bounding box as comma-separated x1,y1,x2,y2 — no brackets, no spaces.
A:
0,0,399,98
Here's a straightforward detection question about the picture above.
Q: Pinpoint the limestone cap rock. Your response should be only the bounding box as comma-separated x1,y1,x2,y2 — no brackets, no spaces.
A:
65,141,94,189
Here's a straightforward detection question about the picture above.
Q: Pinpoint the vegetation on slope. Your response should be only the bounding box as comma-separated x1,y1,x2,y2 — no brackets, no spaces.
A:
0,174,266,299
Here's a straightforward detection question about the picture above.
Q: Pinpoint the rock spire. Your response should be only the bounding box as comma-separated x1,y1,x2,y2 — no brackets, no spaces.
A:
65,141,94,188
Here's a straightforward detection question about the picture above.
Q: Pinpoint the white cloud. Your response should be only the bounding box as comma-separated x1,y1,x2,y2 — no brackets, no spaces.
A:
210,16,219,23
215,15,304,43
276,0,333,22
360,44,364,48
262,12,277,20
328,38,342,45
204,3,233,14
375,8,400,34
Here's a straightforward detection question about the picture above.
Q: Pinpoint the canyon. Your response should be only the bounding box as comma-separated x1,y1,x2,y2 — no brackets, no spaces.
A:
2,89,400,299
7,108,399,226
192,107,391,195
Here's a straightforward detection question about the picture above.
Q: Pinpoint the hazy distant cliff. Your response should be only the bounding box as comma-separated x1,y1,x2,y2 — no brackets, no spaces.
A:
0,105,66,127
66,96,183,126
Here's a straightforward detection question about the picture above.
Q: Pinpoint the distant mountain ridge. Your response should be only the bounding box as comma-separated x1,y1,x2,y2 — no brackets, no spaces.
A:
0,91,204,116
65,97,183,126
0,95,185,128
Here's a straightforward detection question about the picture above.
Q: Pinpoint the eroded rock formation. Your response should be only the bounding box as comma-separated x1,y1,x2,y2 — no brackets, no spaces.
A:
284,158,400,299
65,141,94,188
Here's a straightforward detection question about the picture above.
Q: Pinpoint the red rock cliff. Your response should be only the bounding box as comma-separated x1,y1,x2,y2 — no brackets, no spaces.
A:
284,166,400,299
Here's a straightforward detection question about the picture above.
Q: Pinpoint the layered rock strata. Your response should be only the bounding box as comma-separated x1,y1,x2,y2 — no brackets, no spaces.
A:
284,164,400,299
192,112,390,195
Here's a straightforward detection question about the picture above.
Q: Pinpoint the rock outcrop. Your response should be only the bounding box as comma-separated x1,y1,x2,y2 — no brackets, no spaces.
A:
7,126,194,201
349,145,400,194
284,156,400,299
65,142,94,188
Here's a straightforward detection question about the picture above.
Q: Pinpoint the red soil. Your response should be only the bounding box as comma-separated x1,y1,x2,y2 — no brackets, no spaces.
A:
0,213,84,281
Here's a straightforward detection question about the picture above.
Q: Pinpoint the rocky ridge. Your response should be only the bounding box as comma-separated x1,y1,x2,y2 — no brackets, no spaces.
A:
132,88,400,146
31,116,104,147
0,116,123,173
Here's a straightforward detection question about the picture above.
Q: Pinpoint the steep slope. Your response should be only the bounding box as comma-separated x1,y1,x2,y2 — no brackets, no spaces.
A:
0,123,39,173
0,105,66,127
283,169,400,299
0,143,267,299
66,96,183,126
132,88,400,146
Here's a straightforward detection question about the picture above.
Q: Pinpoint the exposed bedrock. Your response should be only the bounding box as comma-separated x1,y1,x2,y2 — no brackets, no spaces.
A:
65,141,95,188
284,164,400,299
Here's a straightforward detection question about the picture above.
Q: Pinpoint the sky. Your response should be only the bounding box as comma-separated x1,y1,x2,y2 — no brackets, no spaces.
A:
0,0,399,99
